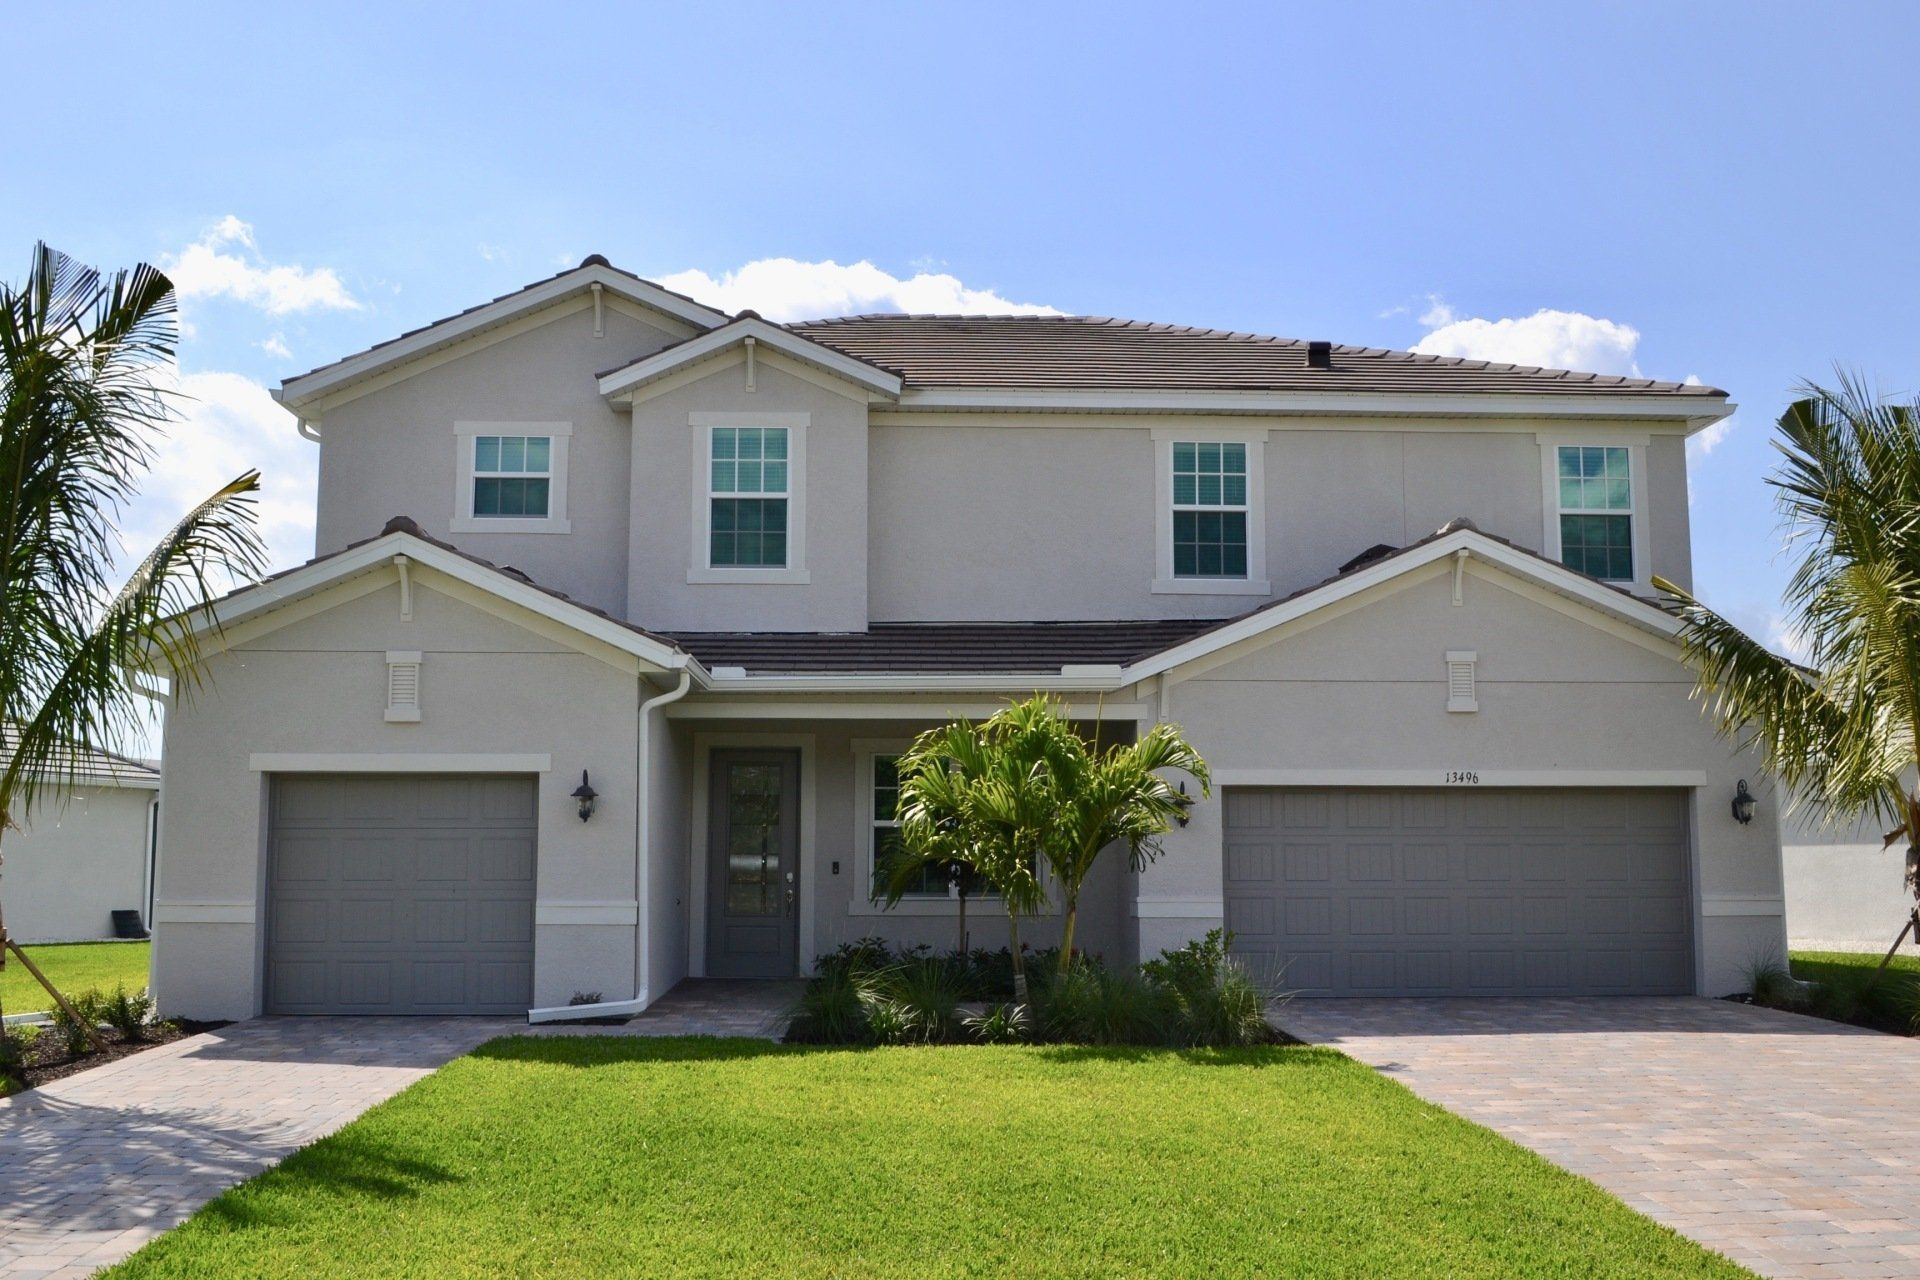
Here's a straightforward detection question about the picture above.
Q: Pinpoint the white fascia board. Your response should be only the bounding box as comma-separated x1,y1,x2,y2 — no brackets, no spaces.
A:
171,531,701,678
599,317,903,401
895,386,1735,425
1120,530,1682,684
278,265,728,410
699,671,1126,694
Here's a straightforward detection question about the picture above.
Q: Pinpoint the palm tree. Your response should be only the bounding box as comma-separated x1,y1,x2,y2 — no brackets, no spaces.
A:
999,696,1210,981
1655,373,1920,990
887,715,1050,1003
1,244,265,1031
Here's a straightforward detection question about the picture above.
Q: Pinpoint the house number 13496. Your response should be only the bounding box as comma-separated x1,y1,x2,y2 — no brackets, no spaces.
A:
1444,771,1480,785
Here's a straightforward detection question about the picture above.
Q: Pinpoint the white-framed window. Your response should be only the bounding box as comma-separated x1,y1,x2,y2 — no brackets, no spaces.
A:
852,743,1029,916
1537,434,1648,586
1152,427,1270,595
688,411,809,584
452,421,571,534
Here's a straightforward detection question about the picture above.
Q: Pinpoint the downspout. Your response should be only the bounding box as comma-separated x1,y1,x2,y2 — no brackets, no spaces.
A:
526,666,691,1024
295,418,321,443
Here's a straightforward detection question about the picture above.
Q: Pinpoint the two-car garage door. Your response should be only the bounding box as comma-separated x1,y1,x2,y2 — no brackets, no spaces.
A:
265,775,537,1014
1225,787,1692,996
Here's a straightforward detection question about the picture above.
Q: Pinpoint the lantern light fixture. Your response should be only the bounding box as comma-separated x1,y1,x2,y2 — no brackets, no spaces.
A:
571,770,598,822
1731,779,1756,826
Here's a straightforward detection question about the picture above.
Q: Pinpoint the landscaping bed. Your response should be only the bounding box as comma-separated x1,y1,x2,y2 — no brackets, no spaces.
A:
2,1015,224,1096
104,1035,1749,1279
1,979,221,1098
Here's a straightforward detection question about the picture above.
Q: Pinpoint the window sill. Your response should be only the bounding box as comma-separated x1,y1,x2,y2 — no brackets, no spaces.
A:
847,899,1055,918
688,567,811,585
450,516,571,535
1151,577,1271,596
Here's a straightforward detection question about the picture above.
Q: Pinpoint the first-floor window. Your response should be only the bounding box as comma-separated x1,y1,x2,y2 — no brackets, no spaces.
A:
709,425,789,567
1172,440,1249,578
472,434,552,518
1556,445,1633,581
870,755,949,899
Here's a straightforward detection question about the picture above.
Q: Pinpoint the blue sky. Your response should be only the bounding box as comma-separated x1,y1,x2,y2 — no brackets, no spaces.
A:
4,1,1917,651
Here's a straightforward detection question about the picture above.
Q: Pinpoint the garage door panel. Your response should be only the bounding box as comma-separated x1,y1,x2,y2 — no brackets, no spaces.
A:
1226,788,1692,997
266,774,537,1015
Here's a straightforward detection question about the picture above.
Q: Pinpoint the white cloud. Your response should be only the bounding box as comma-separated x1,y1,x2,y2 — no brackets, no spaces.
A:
161,217,359,315
1683,376,1737,461
257,333,292,359
1767,613,1813,664
478,243,507,263
118,369,317,582
1410,299,1641,376
654,258,1062,323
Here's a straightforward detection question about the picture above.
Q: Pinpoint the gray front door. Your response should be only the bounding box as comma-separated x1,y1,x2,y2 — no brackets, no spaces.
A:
265,774,537,1014
706,750,800,978
1224,787,1693,996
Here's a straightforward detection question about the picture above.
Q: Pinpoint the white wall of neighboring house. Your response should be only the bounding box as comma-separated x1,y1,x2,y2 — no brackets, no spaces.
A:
1782,804,1916,953
3,783,157,942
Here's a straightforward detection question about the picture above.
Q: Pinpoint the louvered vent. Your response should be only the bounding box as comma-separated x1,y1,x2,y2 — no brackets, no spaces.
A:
385,650,423,722
1445,651,1477,713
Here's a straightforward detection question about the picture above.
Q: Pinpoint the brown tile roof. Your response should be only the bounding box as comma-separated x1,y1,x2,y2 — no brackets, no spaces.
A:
1,729,160,784
665,619,1224,675
789,314,1727,397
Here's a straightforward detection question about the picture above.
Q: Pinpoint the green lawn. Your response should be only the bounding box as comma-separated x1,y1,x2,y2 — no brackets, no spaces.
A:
1,940,149,1015
108,1038,1748,1279
1789,948,1920,1035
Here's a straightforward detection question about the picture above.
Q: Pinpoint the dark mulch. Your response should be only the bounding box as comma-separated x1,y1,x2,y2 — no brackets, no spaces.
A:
3,1019,229,1096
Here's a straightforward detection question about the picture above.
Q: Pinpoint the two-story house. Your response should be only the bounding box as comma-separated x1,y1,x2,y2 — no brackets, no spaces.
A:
149,257,1786,1021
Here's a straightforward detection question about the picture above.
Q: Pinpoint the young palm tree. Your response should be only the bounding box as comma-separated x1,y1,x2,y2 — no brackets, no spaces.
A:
998,696,1210,981
1655,374,1920,985
887,715,1050,1003
1,243,265,1028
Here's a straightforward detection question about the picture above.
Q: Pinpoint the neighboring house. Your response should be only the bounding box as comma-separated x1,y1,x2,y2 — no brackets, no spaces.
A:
1781,803,1914,952
149,257,1787,1020
1,739,159,943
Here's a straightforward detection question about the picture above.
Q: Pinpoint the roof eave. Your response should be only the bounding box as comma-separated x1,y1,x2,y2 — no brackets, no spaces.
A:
888,387,1733,422
597,316,904,402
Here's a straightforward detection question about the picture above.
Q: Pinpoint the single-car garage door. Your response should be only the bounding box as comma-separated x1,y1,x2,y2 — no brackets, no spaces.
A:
1225,787,1692,996
265,774,537,1014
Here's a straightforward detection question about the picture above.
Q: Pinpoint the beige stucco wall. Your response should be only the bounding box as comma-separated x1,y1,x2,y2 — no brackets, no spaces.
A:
624,354,869,632
1129,557,1785,996
151,570,646,1020
868,417,1698,621
2,786,154,942
1781,804,1914,951
313,302,686,618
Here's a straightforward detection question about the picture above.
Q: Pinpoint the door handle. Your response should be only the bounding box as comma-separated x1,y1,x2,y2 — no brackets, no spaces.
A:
784,887,796,917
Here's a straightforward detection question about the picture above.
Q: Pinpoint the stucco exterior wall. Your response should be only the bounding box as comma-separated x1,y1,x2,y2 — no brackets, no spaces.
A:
625,354,869,632
151,572,644,1020
2,787,153,942
1781,805,1914,951
868,417,1696,622
313,303,685,618
1129,558,1786,997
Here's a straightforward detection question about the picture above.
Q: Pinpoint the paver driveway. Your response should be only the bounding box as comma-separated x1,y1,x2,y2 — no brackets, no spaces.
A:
0,980,795,1278
1281,997,1920,1280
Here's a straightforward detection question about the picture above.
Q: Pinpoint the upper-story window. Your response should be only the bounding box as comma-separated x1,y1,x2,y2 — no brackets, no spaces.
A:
688,411,810,585
709,426,789,568
1152,429,1270,595
474,435,551,518
1555,445,1634,581
452,421,571,534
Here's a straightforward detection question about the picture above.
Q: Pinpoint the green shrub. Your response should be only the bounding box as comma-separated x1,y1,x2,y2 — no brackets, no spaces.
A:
1143,930,1274,1048
861,995,915,1046
1040,961,1170,1045
0,1022,41,1082
101,985,156,1041
964,1002,1030,1044
51,988,108,1057
1745,955,1803,1009
879,959,963,1043
789,968,867,1044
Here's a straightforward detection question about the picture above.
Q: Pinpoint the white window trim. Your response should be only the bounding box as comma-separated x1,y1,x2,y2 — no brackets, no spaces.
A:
1537,431,1650,589
848,740,1054,917
688,411,810,585
451,421,572,534
1151,426,1271,595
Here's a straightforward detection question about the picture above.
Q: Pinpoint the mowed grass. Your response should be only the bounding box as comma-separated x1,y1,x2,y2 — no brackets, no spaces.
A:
108,1038,1749,1279
1,940,148,1015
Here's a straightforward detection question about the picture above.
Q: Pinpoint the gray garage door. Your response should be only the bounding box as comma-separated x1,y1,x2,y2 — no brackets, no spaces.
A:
266,775,537,1014
1225,787,1692,996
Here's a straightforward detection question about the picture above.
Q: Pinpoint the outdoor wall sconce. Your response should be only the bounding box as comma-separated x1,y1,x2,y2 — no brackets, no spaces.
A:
571,770,598,822
1176,781,1192,828
1731,779,1756,825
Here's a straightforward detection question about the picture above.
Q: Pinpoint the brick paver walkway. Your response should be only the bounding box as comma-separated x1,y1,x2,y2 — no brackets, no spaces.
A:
1281,997,1920,1280
0,980,795,1277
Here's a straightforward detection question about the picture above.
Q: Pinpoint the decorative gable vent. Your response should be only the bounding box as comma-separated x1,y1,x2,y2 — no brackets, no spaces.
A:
1445,650,1477,713
385,650,423,723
